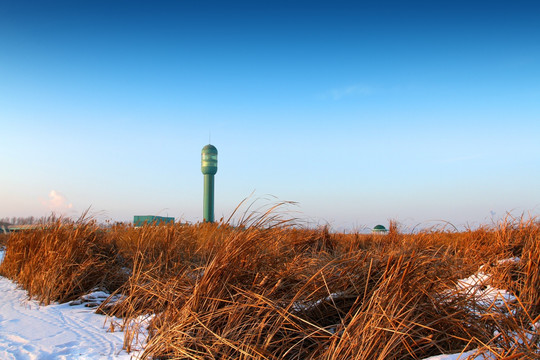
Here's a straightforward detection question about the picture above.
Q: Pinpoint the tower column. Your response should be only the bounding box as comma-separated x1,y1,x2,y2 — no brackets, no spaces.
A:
203,174,214,222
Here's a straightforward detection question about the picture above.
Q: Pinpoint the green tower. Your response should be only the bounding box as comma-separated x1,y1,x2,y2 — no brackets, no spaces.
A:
201,144,218,222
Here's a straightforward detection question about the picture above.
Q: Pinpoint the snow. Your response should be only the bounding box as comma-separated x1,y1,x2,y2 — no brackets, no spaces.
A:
422,349,478,360
455,269,516,310
292,291,345,312
0,249,139,360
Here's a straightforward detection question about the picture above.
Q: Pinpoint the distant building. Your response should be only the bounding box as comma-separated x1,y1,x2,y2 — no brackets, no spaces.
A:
372,224,388,234
8,224,46,232
133,215,175,226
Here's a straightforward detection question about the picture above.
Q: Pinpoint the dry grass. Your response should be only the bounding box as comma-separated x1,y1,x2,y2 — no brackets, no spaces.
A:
0,233,8,248
0,215,539,359
0,221,127,304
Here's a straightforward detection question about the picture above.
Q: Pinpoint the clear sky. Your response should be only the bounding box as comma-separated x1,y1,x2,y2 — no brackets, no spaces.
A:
1,0,539,231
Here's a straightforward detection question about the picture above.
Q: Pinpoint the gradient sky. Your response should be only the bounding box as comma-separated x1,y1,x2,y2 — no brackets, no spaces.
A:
1,0,539,231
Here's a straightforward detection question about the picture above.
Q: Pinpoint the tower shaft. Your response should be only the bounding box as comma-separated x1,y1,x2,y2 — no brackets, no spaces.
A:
203,174,215,222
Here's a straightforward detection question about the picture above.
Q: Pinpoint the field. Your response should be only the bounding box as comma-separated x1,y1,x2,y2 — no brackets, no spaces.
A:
0,215,539,359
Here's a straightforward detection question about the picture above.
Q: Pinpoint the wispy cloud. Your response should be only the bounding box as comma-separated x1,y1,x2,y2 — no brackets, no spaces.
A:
41,190,74,214
443,154,485,163
322,84,375,100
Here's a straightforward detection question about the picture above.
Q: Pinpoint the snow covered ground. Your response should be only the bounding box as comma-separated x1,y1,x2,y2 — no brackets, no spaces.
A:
0,276,137,360
0,249,533,359
0,249,137,360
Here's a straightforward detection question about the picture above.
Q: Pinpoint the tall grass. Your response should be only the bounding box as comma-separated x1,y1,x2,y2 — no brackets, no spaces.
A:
0,215,538,359
0,221,127,304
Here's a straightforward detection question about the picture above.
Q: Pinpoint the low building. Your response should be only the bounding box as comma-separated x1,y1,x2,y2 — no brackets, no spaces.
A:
8,224,46,232
133,215,175,226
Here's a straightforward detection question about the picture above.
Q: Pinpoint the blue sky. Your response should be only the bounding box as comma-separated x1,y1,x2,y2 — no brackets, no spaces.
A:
1,0,539,231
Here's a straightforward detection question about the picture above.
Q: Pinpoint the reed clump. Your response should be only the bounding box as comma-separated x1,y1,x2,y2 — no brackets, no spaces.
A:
0,215,538,359
0,221,127,304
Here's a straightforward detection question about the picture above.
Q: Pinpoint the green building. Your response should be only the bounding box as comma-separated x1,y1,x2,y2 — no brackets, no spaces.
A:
133,215,175,226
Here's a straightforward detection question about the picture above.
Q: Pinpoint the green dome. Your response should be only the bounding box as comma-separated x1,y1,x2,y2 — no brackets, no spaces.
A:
373,225,387,231
202,144,217,153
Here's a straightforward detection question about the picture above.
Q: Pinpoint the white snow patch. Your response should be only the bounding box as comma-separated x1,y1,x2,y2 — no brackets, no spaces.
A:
496,257,520,265
69,291,125,308
0,249,140,360
423,257,533,360
292,292,345,312
455,271,516,309
422,349,479,359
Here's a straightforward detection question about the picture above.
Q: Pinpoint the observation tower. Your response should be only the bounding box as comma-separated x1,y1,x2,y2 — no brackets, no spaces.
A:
201,144,218,222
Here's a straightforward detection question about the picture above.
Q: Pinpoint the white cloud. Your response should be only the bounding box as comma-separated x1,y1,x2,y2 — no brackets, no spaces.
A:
41,190,74,214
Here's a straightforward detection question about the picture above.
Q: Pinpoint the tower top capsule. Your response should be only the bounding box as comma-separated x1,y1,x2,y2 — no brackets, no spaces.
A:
201,144,218,175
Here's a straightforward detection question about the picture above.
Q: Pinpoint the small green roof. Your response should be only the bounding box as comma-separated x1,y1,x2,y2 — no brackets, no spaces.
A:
373,225,387,231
